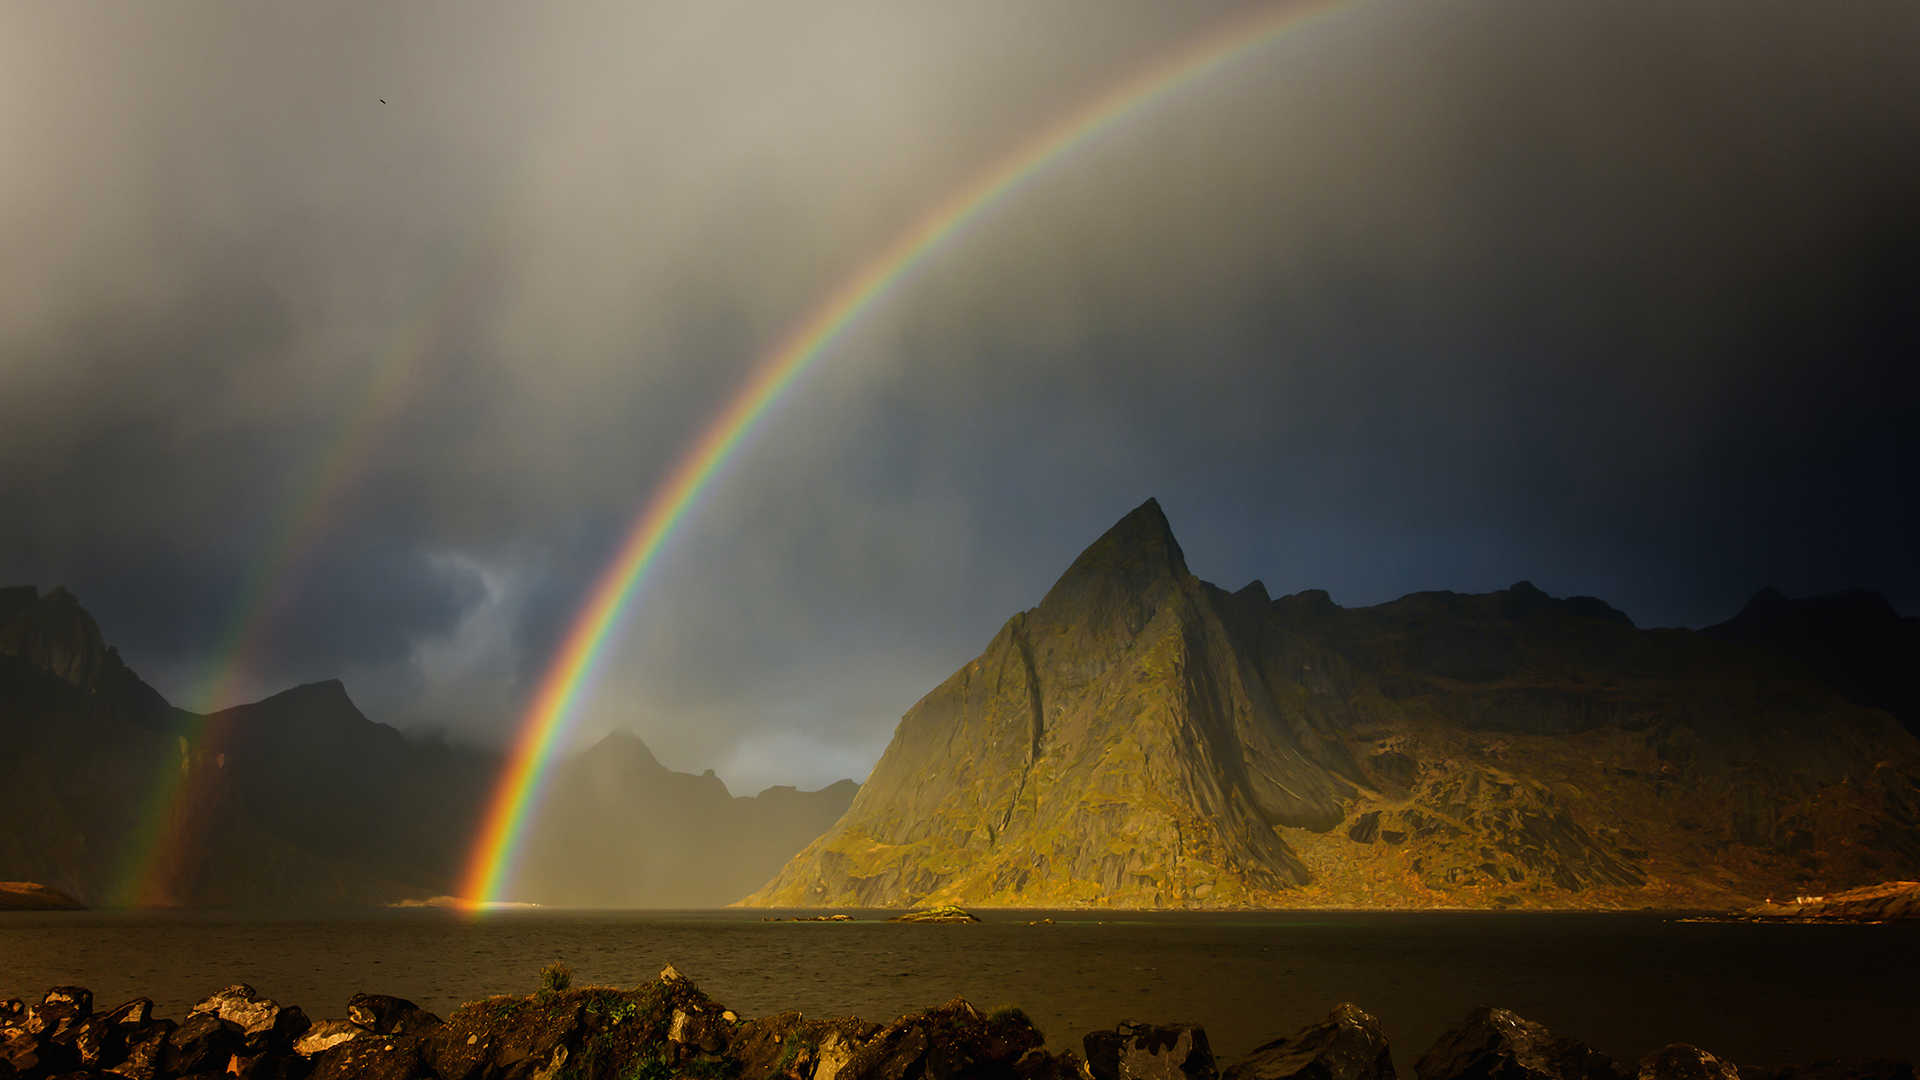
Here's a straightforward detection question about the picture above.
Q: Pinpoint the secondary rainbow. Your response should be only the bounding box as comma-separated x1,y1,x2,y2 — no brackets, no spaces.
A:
458,0,1343,907
111,327,432,907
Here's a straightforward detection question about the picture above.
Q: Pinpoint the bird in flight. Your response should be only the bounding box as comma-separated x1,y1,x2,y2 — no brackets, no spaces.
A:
379,98,387,104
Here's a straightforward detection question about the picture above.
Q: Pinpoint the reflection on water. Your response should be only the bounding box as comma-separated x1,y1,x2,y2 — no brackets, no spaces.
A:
3,910,1916,1072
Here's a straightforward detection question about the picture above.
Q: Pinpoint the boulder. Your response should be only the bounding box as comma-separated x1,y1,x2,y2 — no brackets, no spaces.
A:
1085,1022,1217,1080
2,1025,57,1078
2,1001,25,1028
191,985,310,1050
1415,1008,1623,1080
666,1002,731,1056
347,996,442,1037
164,1012,247,1076
103,1022,174,1080
295,1021,366,1058
27,989,93,1041
813,1026,869,1080
1223,1004,1394,1080
1636,1047,1739,1080
63,1014,126,1069
731,1010,882,1080
1016,1048,1086,1080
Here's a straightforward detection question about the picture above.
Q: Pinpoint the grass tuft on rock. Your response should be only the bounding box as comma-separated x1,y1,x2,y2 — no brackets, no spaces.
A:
539,961,574,995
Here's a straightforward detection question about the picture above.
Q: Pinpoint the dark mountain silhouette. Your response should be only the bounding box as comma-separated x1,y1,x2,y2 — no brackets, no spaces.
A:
1705,587,1920,737
513,732,858,907
0,586,854,908
749,499,1920,909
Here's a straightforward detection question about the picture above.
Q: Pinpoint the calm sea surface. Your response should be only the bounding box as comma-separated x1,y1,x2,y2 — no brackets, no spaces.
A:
3,910,1916,1073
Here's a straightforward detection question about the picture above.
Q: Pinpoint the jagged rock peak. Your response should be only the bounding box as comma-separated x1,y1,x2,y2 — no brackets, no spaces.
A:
1036,498,1190,614
1273,587,1340,619
0,583,116,692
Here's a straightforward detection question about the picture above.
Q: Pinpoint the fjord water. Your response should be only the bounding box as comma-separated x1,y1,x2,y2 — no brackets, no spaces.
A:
4,910,1916,1072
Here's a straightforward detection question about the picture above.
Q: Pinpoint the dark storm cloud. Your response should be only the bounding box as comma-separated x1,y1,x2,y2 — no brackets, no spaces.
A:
3,0,1915,790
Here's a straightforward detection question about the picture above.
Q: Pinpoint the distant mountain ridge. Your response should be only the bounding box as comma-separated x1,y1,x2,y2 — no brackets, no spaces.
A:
748,499,1920,909
0,586,855,908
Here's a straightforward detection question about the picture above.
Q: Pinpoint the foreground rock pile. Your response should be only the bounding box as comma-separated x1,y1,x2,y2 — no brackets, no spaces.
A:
2,969,1911,1080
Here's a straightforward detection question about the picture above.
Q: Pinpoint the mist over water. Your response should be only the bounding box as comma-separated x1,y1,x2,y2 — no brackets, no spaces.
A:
4,910,1916,1072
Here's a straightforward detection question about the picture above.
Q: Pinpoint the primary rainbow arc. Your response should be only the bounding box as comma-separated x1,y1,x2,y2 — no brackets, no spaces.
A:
458,0,1340,907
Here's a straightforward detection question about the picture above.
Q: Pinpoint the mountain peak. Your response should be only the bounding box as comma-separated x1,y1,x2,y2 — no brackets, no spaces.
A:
1037,498,1189,617
0,583,117,694
1726,587,1899,629
257,678,357,711
583,730,665,772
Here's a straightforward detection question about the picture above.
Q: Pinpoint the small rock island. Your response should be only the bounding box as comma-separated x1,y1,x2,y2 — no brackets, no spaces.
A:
0,882,84,911
887,905,979,923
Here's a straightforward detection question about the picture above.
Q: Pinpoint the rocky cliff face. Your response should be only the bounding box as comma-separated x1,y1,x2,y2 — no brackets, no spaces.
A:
747,499,1920,909
0,586,173,722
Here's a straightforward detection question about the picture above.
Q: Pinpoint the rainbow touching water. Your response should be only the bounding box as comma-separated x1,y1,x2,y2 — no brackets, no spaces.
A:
111,331,431,907
458,0,1342,907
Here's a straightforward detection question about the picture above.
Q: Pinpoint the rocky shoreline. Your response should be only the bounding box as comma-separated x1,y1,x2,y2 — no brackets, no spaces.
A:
1739,882,1920,924
4,967,1913,1080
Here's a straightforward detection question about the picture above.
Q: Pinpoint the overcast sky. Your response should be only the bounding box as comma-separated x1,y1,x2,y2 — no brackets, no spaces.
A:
3,0,1915,793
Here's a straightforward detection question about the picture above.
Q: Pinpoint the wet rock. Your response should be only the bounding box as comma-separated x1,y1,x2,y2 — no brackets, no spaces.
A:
2,1001,26,1028
1223,1004,1393,1080
1084,1022,1217,1080
1636,1047,1739,1080
295,1021,366,1058
348,996,442,1037
164,1012,247,1076
309,1034,431,1080
191,986,310,1050
1415,1008,1622,1080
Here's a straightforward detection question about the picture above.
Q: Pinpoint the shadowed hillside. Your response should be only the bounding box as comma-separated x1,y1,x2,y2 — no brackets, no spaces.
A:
0,587,853,908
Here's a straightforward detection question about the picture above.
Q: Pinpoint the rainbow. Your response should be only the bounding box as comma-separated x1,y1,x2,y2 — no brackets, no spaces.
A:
458,0,1341,906
111,330,431,907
